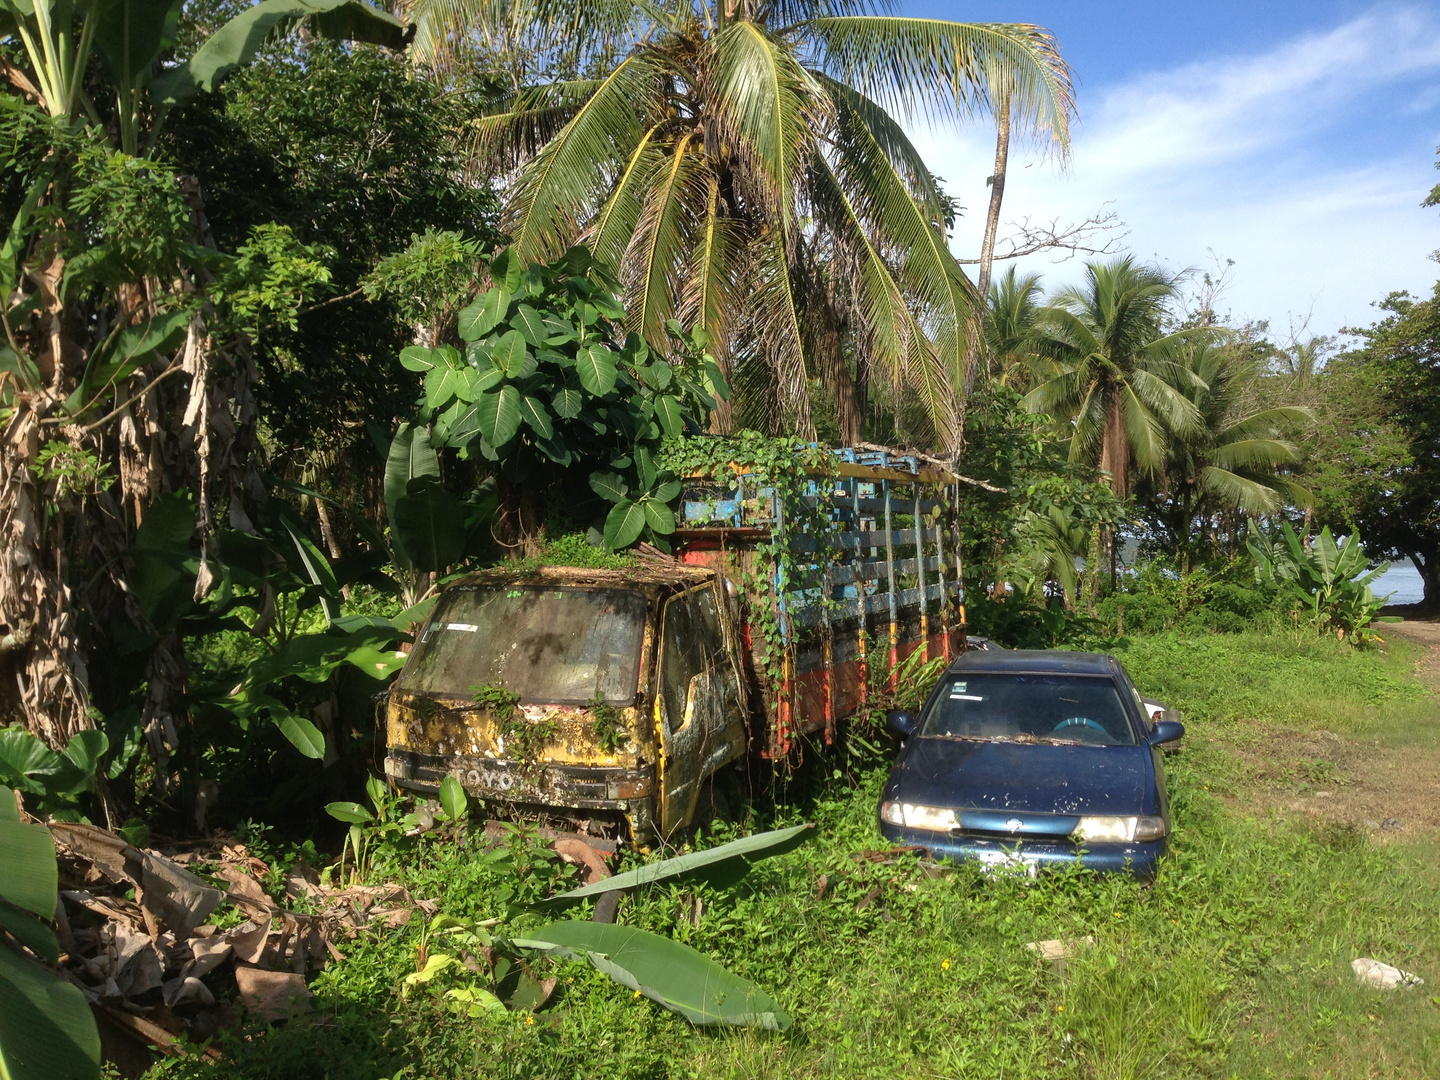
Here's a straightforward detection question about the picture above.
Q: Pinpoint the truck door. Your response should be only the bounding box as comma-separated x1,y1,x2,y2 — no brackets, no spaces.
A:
656,584,741,835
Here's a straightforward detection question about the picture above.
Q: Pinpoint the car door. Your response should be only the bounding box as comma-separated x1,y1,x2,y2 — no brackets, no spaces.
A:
656,584,742,835
1118,664,1171,821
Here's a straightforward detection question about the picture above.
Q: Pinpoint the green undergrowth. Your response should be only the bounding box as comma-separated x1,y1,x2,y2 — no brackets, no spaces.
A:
144,631,1440,1080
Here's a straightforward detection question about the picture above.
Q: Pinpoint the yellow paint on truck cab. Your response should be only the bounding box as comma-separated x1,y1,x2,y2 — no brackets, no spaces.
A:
384,564,748,845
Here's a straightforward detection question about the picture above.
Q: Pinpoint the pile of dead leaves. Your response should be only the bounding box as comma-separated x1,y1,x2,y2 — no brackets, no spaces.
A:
45,819,441,1073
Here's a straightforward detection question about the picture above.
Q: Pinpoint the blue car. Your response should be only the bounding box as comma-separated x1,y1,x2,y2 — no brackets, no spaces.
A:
878,649,1184,877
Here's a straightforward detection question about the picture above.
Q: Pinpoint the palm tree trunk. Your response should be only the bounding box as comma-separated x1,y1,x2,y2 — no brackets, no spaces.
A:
1098,391,1129,499
976,93,1011,299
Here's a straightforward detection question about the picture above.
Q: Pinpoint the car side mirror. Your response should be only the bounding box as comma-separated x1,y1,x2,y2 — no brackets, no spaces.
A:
886,710,915,737
1151,718,1185,746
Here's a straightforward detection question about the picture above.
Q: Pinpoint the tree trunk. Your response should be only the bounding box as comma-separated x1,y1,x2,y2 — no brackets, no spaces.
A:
977,93,1012,300
1098,390,1129,499
964,92,1010,400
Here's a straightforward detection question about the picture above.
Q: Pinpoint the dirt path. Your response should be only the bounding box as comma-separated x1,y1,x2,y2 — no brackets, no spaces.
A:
1226,619,1440,841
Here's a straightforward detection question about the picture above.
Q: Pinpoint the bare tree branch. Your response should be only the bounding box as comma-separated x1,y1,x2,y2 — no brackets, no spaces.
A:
958,207,1127,265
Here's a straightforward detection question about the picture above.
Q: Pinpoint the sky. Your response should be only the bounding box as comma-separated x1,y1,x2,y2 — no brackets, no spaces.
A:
899,1,1440,343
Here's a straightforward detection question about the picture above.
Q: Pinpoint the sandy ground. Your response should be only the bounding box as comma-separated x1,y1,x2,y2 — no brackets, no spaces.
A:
1224,619,1440,842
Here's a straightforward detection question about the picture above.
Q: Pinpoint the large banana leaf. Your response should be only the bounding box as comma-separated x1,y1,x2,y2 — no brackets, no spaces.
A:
151,0,410,106
518,921,790,1030
0,791,101,1080
534,823,814,909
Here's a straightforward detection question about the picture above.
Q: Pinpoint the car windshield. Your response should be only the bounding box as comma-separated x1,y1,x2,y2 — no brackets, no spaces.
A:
397,586,647,705
918,673,1138,746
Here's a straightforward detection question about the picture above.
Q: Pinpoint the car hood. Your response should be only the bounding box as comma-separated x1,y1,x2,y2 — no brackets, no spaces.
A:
892,737,1155,817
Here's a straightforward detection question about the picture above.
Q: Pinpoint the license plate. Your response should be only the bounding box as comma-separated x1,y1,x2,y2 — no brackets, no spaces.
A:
974,849,1039,877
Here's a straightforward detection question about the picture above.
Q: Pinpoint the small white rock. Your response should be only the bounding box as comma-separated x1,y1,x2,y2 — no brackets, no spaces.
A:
1352,957,1424,990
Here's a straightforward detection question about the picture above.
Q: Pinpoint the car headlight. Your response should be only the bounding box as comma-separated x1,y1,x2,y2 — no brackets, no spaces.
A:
1071,815,1166,843
880,801,957,831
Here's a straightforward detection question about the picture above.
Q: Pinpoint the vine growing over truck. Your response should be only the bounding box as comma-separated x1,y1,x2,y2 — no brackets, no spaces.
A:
659,433,840,727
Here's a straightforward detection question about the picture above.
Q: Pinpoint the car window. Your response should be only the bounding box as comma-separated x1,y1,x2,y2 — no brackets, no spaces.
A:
918,674,1139,746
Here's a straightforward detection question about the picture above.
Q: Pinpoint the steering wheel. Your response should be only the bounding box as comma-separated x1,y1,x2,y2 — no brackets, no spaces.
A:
1052,716,1108,736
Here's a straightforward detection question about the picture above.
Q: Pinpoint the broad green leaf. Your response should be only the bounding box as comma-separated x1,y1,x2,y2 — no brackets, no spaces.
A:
642,499,675,535
60,731,107,779
439,775,468,821
652,477,682,503
325,801,374,823
458,287,512,341
0,903,58,964
588,471,628,503
384,422,440,529
551,380,584,419
575,345,618,395
426,364,467,410
492,329,532,378
703,358,731,401
489,248,523,293
152,0,409,106
518,921,789,1030
0,729,66,793
276,713,326,759
392,478,468,572
519,395,553,439
536,824,814,908
476,386,522,447
342,646,408,680
510,304,547,346
0,942,102,1080
1313,527,1340,583
129,491,199,630
0,817,58,918
0,785,15,821
468,364,506,396
69,309,190,414
400,345,438,372
652,395,684,438
603,499,647,551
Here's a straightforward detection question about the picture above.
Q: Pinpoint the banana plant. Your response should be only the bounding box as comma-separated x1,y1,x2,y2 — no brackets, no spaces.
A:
0,786,101,1080
1248,521,1390,637
0,0,411,155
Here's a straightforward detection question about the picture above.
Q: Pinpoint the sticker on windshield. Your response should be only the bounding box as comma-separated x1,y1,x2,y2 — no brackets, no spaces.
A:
950,681,983,701
446,623,479,632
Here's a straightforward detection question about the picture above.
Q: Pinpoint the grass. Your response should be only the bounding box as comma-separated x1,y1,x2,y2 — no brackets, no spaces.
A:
144,631,1440,1080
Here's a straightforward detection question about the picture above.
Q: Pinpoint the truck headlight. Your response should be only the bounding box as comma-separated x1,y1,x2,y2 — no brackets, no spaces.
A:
1072,816,1166,843
880,801,957,831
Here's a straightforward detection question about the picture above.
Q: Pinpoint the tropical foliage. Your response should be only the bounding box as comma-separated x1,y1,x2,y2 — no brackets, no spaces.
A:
1136,342,1312,562
1024,256,1208,498
393,245,727,551
435,0,1075,447
1248,521,1390,638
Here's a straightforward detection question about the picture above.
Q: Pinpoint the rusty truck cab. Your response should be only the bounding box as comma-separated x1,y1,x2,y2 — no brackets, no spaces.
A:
384,564,748,846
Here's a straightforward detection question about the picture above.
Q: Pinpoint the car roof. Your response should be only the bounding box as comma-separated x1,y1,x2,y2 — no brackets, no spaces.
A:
946,648,1119,677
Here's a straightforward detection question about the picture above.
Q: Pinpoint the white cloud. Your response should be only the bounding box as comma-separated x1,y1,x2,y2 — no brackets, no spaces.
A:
909,5,1440,338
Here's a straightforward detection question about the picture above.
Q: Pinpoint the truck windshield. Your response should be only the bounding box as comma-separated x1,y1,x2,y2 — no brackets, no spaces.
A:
918,674,1138,746
398,586,647,705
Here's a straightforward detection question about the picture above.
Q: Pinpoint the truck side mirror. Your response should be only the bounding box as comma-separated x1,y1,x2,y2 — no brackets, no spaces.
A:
886,710,915,737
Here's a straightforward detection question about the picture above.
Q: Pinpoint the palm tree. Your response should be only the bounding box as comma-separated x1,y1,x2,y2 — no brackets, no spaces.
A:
413,0,1075,449
983,265,1045,389
1023,257,1208,498
1139,343,1312,559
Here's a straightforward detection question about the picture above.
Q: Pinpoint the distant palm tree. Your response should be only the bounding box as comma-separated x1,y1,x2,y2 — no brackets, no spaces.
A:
1023,257,1208,497
1141,343,1312,556
414,0,1075,448
983,265,1046,389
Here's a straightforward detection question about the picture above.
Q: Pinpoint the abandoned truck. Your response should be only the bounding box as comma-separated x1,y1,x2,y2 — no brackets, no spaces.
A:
384,446,972,845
